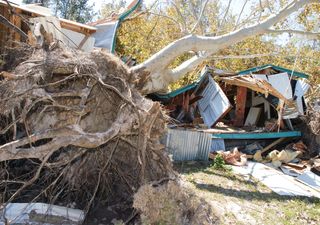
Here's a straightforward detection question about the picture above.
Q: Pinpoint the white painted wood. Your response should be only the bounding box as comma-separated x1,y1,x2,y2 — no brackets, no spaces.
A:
61,28,95,52
253,73,293,100
198,77,231,128
295,79,310,114
244,107,262,126
251,91,271,119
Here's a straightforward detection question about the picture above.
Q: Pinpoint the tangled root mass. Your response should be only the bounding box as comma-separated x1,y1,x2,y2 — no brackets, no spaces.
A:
0,45,175,221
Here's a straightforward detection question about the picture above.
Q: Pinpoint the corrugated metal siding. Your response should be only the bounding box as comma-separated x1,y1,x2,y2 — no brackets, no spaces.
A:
166,129,211,161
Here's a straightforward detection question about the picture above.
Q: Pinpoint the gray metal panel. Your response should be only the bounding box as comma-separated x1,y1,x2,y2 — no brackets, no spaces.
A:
166,129,211,161
211,139,225,152
198,76,231,127
92,21,119,52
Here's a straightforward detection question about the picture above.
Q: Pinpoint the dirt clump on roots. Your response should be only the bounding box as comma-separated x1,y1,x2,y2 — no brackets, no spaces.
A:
303,110,320,155
134,180,219,225
0,44,178,223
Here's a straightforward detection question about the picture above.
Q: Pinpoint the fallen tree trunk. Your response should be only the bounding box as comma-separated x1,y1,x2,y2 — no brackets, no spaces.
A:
0,44,175,221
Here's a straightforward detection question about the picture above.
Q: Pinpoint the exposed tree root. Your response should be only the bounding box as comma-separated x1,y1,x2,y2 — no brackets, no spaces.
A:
0,45,175,222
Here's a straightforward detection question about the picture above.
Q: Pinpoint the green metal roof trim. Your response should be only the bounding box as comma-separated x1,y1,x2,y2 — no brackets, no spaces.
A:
119,0,142,21
211,131,301,139
111,0,142,53
153,83,198,100
153,66,212,100
238,64,309,79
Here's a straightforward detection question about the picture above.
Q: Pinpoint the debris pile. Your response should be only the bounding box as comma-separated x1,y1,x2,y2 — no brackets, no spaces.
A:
159,65,319,198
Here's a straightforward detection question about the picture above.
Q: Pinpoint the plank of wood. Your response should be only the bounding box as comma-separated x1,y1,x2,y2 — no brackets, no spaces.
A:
261,137,286,154
12,8,22,42
244,107,262,126
234,86,247,127
77,34,90,50
0,14,27,40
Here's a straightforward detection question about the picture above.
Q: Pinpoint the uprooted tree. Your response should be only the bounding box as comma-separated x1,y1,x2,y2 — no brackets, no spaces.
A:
0,0,319,223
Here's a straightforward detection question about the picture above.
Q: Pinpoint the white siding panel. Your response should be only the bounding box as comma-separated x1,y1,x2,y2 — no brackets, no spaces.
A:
198,76,231,128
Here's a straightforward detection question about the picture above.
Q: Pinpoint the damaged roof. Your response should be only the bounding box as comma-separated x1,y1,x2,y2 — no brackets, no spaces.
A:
238,64,309,79
0,0,97,34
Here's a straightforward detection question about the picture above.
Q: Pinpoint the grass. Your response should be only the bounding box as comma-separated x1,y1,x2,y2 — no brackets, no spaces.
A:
174,161,320,225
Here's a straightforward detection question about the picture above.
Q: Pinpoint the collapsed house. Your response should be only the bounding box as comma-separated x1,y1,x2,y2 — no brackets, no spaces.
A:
152,64,311,160
155,64,320,197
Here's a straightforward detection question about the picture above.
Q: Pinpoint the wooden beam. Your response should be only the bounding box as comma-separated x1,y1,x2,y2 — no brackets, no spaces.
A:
12,9,22,42
77,34,89,50
0,14,27,40
234,86,247,127
261,137,286,154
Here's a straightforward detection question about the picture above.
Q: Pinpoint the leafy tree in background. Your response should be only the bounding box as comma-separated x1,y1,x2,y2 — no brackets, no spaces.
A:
23,0,96,23
22,0,50,7
52,0,96,23
100,0,127,18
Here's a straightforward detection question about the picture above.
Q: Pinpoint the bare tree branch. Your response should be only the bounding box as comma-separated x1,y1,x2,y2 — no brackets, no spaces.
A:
189,0,210,33
267,28,320,38
217,0,233,33
234,0,249,30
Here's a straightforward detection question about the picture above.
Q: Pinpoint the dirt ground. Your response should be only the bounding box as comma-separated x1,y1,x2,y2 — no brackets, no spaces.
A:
175,161,320,225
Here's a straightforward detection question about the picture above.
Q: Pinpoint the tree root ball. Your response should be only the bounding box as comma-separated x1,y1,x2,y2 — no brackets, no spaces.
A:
0,45,175,221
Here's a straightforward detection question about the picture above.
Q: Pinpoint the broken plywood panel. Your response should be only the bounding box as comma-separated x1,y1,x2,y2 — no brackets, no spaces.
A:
253,73,293,100
232,161,320,198
295,79,310,115
198,76,231,128
244,107,262,126
221,76,293,105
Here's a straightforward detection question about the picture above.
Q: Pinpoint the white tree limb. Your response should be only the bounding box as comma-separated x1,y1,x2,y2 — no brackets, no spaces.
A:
267,28,320,38
132,0,318,94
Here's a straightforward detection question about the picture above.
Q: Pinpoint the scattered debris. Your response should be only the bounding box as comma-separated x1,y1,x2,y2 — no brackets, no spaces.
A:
267,149,301,167
0,203,84,225
232,162,320,198
296,171,320,192
210,148,247,166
